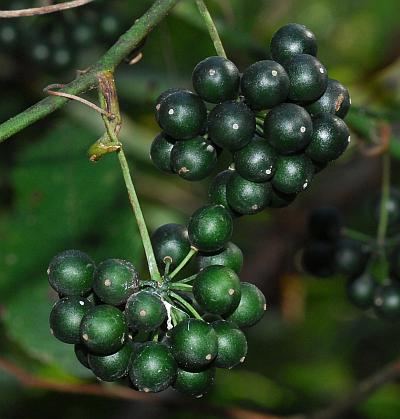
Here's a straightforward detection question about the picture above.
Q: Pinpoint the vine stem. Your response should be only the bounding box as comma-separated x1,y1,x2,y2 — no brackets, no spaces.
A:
169,247,198,279
0,0,93,17
377,152,391,247
195,0,227,58
169,291,203,320
342,228,374,245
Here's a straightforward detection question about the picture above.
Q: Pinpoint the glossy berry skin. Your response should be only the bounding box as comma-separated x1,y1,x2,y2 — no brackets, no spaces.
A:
169,319,218,371
173,368,215,397
171,137,217,181
192,56,240,103
48,250,95,296
334,239,368,279
125,291,166,332
285,54,328,103
212,320,248,368
93,259,139,306
306,79,351,118
151,223,191,270
157,90,207,139
241,60,289,110
306,113,349,163
193,265,241,315
225,282,266,328
373,188,400,229
208,170,234,210
74,344,90,369
188,204,233,252
226,172,272,215
269,188,297,208
207,101,256,151
234,136,278,182
263,103,312,154
150,132,175,173
308,207,342,241
196,241,243,274
129,342,177,392
88,343,133,382
80,305,127,355
155,88,187,122
270,23,317,64
49,297,93,344
301,240,336,278
347,274,376,309
373,284,400,320
272,154,314,194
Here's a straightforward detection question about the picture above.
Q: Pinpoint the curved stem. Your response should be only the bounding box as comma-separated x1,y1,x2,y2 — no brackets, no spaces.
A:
169,291,203,320
195,0,227,58
0,0,94,17
377,152,391,248
169,247,198,279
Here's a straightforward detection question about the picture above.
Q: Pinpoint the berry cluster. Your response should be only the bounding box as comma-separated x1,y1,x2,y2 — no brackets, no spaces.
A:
151,23,351,214
301,205,400,320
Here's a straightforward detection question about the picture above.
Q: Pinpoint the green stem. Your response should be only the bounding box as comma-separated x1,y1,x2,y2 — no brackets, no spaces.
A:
377,152,391,247
117,149,162,282
256,117,265,126
169,291,203,321
163,258,172,277
342,228,374,245
175,274,197,284
195,0,227,58
169,283,193,292
169,247,198,279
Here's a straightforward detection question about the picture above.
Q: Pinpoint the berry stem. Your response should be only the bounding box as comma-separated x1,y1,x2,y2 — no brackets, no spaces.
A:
169,247,198,279
256,117,265,126
342,228,374,245
377,152,391,248
169,291,203,321
169,283,193,292
195,0,227,58
175,274,197,284
163,258,172,277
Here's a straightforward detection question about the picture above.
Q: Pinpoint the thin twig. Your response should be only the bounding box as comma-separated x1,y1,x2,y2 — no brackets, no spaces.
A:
376,151,391,247
0,0,94,17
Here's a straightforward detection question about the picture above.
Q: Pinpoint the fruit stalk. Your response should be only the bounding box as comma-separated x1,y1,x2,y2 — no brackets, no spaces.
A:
377,152,391,247
169,247,198,279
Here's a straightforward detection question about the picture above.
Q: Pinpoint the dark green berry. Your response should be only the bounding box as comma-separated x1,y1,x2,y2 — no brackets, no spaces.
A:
208,170,234,210
212,320,247,368
308,207,342,241
270,23,317,64
306,79,351,118
125,291,166,332
171,137,217,181
301,240,336,278
150,132,175,173
80,305,127,355
188,204,233,252
269,188,297,208
170,319,218,371
241,60,289,110
193,265,241,315
373,188,400,229
49,297,93,344
173,368,215,397
48,250,95,296
226,172,272,215
306,113,350,162
347,274,376,309
225,282,266,328
93,259,139,306
155,88,187,122
263,103,312,154
129,342,177,392
272,154,314,194
88,344,133,382
207,101,256,151
151,223,191,270
334,239,368,279
74,344,90,369
192,56,240,103
157,90,207,139
234,135,278,182
196,241,243,274
285,54,328,102
373,284,400,320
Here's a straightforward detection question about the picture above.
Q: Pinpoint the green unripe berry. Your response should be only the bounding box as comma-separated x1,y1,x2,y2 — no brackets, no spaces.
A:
125,290,166,332
154,88,188,123
241,60,289,110
225,282,266,328
272,154,314,194
347,274,376,309
88,343,133,382
129,342,177,392
285,54,328,102
192,56,240,103
157,90,207,139
269,188,297,208
150,132,175,173
151,223,191,270
208,101,256,151
188,204,233,252
170,319,218,371
171,137,217,181
373,284,400,320
263,103,312,154
193,265,241,315
270,23,317,64
80,305,127,355
334,239,368,279
48,250,95,296
306,79,351,118
196,241,243,274
208,169,234,210
173,368,215,397
226,172,272,215
74,344,90,369
49,297,93,344
212,320,247,368
234,136,277,182
93,259,139,306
